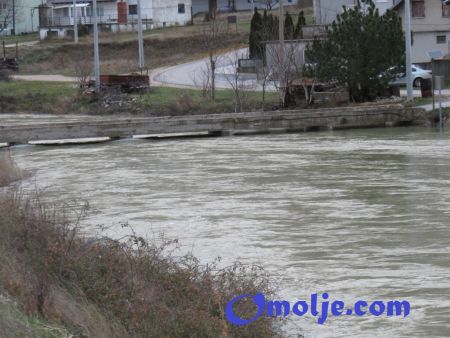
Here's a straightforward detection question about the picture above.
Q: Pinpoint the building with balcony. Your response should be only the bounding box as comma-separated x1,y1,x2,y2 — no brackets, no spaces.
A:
38,0,192,40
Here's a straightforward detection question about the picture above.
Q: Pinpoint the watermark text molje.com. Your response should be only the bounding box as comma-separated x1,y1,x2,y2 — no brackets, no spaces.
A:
226,293,410,326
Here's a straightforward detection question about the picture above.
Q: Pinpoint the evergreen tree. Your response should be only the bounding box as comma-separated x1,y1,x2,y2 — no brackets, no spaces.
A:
270,14,279,40
249,8,263,59
294,11,306,39
284,12,295,40
306,0,404,102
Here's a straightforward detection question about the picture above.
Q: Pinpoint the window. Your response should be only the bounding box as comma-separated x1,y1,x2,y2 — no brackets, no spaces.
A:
178,3,185,14
443,3,450,17
129,4,137,15
86,6,104,17
412,0,425,18
437,35,447,44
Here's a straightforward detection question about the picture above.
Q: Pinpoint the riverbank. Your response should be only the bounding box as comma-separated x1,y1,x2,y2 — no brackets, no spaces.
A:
0,80,279,115
0,103,426,146
0,154,281,337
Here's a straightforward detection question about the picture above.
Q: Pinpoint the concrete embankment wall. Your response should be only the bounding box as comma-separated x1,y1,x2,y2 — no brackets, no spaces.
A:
0,105,425,145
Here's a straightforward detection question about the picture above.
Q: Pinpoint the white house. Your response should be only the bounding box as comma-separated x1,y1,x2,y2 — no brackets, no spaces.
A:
191,0,296,16
38,0,192,40
0,0,41,36
393,0,450,64
313,0,394,25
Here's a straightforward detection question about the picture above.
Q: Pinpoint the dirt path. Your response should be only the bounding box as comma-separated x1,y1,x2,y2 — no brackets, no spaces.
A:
4,41,39,48
12,74,78,82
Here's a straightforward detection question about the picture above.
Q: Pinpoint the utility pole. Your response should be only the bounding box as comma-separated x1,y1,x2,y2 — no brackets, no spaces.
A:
93,0,100,93
12,0,16,35
279,0,285,104
405,0,413,101
73,0,78,43
137,0,145,72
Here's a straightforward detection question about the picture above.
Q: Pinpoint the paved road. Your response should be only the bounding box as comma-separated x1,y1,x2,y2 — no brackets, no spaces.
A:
152,48,276,91
12,48,274,91
418,100,450,112
9,48,450,109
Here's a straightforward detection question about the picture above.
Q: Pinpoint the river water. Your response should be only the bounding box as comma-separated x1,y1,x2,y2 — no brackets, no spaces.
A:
11,127,450,338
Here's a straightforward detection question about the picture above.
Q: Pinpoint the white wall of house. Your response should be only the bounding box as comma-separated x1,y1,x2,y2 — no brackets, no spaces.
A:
152,0,192,26
313,0,394,25
192,0,295,16
394,0,450,63
125,0,154,20
0,0,41,35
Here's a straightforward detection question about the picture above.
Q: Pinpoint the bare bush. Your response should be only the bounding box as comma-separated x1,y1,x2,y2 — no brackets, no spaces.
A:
199,13,227,101
192,61,213,98
73,59,93,91
0,152,23,187
224,50,257,113
0,187,281,337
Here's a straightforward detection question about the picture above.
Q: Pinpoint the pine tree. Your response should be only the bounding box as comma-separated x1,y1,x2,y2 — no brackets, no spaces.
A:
249,8,263,59
307,0,405,101
284,12,295,40
294,11,306,39
270,14,279,40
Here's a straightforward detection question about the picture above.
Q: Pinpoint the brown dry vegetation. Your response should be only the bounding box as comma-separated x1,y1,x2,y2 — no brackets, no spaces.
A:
0,152,23,187
0,183,282,337
20,32,246,76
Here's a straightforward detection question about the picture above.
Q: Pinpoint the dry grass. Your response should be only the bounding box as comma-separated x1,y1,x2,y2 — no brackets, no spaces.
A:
0,179,282,337
20,32,246,76
0,152,23,187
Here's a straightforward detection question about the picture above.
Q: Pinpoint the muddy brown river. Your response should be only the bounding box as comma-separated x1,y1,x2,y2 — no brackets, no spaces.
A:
11,126,450,337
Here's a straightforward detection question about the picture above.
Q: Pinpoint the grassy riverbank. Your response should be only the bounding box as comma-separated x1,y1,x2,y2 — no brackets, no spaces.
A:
0,154,281,337
0,153,23,187
0,80,279,115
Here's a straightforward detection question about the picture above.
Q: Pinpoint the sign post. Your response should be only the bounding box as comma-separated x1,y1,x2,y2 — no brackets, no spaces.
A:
73,0,78,43
93,0,100,93
435,76,444,129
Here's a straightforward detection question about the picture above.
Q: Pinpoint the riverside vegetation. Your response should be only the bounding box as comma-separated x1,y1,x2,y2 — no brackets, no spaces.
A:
0,153,282,337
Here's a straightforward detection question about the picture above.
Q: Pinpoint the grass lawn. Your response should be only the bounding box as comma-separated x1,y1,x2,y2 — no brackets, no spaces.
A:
0,80,278,115
403,96,433,107
0,33,39,44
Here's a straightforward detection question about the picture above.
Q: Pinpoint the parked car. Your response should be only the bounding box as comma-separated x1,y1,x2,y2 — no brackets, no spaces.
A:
389,65,432,87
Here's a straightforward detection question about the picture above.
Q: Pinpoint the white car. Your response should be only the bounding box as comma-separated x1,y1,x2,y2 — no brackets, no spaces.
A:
390,65,432,87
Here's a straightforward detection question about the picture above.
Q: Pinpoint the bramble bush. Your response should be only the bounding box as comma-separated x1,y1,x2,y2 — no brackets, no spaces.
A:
0,185,282,337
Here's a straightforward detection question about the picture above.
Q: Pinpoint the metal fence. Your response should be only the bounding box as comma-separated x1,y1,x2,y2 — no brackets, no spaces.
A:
40,15,153,27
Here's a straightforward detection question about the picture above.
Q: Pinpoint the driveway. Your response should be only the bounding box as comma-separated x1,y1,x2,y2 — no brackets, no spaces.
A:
151,48,275,91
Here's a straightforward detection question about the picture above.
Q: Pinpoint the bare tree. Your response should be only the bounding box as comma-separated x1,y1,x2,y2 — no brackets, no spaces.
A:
223,50,256,113
207,0,217,20
192,60,212,98
265,40,304,107
0,0,23,35
199,14,226,101
263,0,278,11
256,60,274,112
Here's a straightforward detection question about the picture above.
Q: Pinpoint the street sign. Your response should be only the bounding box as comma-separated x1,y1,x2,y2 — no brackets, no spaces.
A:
434,75,444,90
